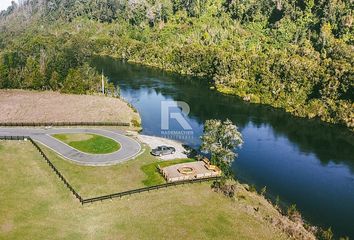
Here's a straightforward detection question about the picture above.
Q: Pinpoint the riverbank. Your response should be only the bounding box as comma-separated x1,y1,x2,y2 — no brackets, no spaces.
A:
0,140,316,239
0,89,140,126
93,57,354,238
105,55,354,131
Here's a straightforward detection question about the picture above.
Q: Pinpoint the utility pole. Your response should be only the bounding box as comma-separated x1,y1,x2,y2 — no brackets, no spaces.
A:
101,69,105,94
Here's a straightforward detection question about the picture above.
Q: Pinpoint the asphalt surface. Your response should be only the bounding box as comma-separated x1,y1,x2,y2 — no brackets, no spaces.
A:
0,128,141,166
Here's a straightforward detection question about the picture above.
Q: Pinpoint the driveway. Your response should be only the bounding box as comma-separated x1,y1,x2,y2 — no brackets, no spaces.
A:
0,128,141,166
135,134,188,160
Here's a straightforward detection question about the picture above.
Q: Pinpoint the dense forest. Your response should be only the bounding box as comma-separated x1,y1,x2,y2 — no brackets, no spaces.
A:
0,0,353,128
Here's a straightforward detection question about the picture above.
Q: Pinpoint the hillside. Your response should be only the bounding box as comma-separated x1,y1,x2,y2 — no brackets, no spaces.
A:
0,0,353,128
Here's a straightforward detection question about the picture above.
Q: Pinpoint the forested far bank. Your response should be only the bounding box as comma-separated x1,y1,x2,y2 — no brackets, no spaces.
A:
0,27,116,96
0,0,353,129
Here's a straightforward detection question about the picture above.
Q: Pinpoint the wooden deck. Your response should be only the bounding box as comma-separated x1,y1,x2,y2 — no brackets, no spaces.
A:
160,161,221,182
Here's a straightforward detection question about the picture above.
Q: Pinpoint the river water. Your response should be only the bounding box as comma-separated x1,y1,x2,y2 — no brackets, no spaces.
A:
93,56,354,238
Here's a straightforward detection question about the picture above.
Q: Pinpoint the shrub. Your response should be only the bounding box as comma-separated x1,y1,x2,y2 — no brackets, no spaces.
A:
287,204,303,223
211,179,236,198
317,227,334,240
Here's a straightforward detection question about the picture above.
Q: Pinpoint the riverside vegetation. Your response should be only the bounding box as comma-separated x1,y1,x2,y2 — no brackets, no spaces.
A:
0,0,353,128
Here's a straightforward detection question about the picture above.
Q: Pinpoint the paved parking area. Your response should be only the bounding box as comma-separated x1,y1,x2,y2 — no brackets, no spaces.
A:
135,134,188,160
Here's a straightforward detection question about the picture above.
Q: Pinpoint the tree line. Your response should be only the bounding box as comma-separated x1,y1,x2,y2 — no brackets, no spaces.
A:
0,0,352,128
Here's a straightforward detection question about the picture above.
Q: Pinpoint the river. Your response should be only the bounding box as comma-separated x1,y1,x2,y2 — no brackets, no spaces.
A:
92,56,354,238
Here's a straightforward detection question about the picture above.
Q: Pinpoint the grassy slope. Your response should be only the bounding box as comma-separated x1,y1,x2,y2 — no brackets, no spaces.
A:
52,133,120,154
0,141,289,240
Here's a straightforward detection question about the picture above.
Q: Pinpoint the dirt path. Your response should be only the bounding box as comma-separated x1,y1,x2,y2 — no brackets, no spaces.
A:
0,90,140,124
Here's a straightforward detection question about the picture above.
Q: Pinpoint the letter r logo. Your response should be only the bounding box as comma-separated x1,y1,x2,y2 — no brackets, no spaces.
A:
161,101,192,130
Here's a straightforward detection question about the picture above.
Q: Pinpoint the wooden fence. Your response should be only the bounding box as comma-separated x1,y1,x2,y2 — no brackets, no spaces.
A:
0,136,220,205
0,122,130,127
82,176,220,204
0,135,83,203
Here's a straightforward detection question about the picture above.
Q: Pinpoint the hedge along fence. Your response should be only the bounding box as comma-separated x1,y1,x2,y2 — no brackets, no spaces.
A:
0,122,130,127
0,136,220,205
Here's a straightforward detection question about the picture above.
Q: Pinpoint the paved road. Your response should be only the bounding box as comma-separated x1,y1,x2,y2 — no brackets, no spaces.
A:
0,127,141,166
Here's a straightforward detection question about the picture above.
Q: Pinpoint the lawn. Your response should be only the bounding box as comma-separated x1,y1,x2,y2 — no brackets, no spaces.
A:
141,159,195,186
0,141,288,240
39,142,194,197
41,141,194,198
39,142,155,197
52,133,120,154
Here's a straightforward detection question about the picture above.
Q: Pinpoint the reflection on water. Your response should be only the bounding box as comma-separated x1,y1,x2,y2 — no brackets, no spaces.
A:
92,56,354,238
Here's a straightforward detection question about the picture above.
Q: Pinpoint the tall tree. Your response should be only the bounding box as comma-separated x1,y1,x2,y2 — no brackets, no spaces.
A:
201,119,243,177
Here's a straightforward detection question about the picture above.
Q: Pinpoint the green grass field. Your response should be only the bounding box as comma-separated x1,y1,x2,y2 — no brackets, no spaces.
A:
0,141,289,240
39,142,194,197
52,133,120,154
40,143,155,197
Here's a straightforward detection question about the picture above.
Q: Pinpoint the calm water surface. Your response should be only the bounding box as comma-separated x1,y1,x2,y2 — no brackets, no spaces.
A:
93,57,354,238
